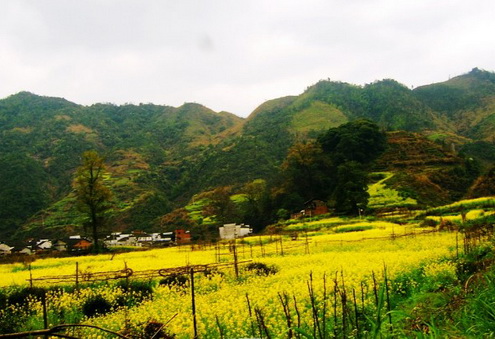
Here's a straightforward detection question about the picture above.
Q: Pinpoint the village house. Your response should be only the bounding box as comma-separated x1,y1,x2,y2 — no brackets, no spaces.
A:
53,236,92,253
52,239,67,252
219,223,253,240
36,239,53,250
17,247,33,255
25,238,53,253
104,232,139,247
5,240,33,255
0,242,13,255
136,232,175,247
175,229,191,244
290,199,329,219
105,231,176,247
69,238,93,252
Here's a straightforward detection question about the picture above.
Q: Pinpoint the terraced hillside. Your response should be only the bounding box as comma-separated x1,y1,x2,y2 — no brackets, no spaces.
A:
2,68,495,241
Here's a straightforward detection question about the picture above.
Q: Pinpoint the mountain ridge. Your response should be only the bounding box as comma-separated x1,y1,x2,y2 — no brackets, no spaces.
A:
1,68,495,241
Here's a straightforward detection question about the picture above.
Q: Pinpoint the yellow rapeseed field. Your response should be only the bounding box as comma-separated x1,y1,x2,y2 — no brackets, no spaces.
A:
0,223,461,337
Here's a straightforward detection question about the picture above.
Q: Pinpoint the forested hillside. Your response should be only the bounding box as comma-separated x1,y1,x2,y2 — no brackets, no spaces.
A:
1,68,495,241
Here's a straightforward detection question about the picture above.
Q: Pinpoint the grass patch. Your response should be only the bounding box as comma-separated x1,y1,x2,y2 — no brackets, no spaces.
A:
290,101,348,133
368,172,418,208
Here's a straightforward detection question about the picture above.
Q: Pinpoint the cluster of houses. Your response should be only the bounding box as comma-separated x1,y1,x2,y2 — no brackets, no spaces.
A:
0,199,327,257
104,229,191,247
0,229,192,256
0,236,93,256
0,221,267,256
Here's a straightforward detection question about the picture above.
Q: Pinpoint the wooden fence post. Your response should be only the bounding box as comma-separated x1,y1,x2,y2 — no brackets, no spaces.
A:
124,261,129,287
259,236,265,257
190,268,198,339
42,293,48,339
456,231,460,259
305,232,310,255
75,262,79,290
29,264,33,288
233,240,239,279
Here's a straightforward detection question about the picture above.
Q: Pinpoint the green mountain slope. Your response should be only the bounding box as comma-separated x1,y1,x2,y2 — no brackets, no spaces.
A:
374,131,479,206
414,68,495,138
1,68,495,241
0,93,245,240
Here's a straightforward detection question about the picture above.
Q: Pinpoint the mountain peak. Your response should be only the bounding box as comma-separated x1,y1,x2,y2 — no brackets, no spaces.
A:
2,91,78,109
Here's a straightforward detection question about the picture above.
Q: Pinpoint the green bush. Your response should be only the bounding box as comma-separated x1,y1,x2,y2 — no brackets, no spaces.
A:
0,308,24,334
422,261,459,292
420,218,438,227
82,295,112,318
456,245,493,281
159,273,189,289
245,262,278,276
114,280,154,307
391,268,423,299
0,290,6,308
116,279,153,296
143,320,176,338
7,287,46,307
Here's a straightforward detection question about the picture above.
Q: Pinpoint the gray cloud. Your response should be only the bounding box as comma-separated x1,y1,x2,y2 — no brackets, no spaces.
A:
1,0,494,117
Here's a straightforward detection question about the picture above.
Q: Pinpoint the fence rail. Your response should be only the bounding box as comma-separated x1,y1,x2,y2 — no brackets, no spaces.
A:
28,260,252,286
27,229,445,286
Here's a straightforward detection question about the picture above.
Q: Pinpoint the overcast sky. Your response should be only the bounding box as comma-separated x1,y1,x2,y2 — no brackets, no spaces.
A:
1,0,494,117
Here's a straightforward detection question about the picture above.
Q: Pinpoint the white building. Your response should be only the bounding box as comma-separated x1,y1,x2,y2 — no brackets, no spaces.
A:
36,239,52,250
0,243,13,255
104,232,139,247
137,233,174,246
219,223,253,240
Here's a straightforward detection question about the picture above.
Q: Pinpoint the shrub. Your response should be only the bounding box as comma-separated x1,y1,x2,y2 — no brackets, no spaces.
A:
245,262,278,276
143,320,176,338
82,295,112,318
456,245,493,281
420,218,438,228
0,290,6,308
391,268,423,299
422,261,458,291
0,308,23,334
159,273,189,289
114,280,154,307
7,287,46,307
116,280,153,297
203,268,224,279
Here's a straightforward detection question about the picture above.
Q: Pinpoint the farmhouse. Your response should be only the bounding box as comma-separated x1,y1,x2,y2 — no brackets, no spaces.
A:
53,237,92,253
104,232,139,247
105,231,176,247
175,229,191,244
26,239,53,252
36,239,53,250
291,199,329,219
0,242,13,255
136,232,175,247
16,247,33,255
219,223,252,240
